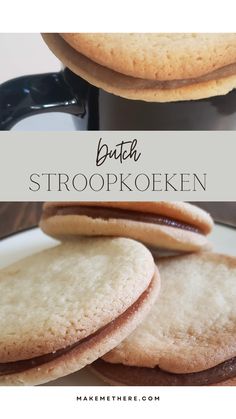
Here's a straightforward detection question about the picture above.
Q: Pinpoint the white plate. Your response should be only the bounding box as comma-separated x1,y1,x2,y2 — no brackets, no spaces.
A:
0,225,235,385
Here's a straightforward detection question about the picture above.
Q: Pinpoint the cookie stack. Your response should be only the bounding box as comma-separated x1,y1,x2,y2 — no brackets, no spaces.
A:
0,237,159,385
42,33,236,101
93,253,236,386
40,201,212,253
0,201,236,386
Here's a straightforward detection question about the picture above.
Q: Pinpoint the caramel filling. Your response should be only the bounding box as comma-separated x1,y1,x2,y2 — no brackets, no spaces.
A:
92,358,236,386
44,205,202,234
0,278,154,376
57,34,236,89
121,61,236,89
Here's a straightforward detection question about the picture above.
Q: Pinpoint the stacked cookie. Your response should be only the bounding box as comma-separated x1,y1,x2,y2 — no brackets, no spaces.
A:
0,237,159,385
0,201,236,386
40,201,236,386
93,253,236,386
42,33,236,101
40,201,212,253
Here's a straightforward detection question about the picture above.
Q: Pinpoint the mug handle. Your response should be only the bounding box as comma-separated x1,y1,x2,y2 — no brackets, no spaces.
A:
0,71,86,130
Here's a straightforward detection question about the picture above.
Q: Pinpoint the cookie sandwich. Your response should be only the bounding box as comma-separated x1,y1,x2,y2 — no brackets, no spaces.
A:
91,252,236,386
0,237,160,385
40,201,213,253
42,33,236,102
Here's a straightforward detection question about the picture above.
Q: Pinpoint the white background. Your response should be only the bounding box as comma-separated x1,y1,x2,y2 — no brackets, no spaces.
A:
1,0,236,32
0,34,59,84
1,387,235,419
1,0,236,416
0,34,75,130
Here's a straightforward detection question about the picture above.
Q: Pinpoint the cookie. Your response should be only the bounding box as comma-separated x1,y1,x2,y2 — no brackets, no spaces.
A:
60,33,236,81
42,33,236,102
0,237,159,385
40,201,213,252
91,253,236,386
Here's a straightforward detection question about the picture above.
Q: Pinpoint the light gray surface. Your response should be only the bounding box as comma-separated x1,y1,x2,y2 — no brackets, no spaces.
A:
0,131,236,201
0,34,76,131
0,34,59,84
12,113,76,131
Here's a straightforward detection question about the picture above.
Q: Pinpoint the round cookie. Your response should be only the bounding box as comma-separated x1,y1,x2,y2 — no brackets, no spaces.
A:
0,237,159,385
60,33,236,81
91,253,236,386
40,201,213,253
42,33,236,102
